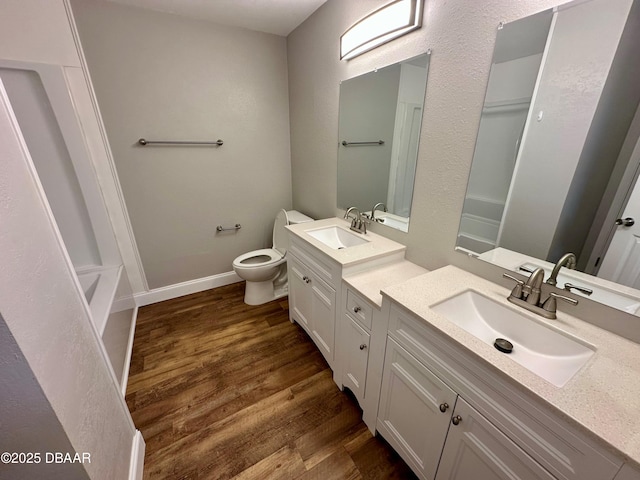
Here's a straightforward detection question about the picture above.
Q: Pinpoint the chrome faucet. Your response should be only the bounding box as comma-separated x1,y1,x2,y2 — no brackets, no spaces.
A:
371,202,388,222
545,253,577,286
344,206,359,221
521,268,544,306
344,206,368,234
504,268,578,319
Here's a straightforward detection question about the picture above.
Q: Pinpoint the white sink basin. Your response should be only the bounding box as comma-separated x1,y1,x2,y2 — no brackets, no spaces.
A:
306,225,370,249
431,291,595,387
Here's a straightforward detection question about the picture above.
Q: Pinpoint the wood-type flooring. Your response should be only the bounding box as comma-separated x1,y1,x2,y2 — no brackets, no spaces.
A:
126,282,416,479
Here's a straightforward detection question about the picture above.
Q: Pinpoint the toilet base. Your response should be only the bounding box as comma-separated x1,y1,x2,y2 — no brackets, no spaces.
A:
243,280,288,305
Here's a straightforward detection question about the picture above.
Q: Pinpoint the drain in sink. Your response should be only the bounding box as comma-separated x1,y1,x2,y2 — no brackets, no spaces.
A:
494,338,513,354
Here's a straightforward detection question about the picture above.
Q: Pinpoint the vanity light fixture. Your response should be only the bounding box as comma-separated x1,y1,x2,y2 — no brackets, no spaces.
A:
340,0,423,60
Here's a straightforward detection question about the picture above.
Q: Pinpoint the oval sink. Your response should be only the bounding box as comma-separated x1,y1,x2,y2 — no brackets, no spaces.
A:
306,225,370,249
431,291,595,387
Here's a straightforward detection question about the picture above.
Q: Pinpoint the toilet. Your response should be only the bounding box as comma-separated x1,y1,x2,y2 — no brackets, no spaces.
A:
233,209,313,305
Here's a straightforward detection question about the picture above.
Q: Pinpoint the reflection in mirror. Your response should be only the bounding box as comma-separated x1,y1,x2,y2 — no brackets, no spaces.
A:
457,0,640,313
337,52,430,232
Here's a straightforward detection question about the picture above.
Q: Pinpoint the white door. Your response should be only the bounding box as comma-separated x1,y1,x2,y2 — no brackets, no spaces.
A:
598,175,640,288
388,103,422,217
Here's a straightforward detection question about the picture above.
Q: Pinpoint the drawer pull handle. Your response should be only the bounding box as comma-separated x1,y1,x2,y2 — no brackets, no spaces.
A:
451,415,462,426
359,344,367,350
353,306,362,314
302,276,311,284
439,403,449,413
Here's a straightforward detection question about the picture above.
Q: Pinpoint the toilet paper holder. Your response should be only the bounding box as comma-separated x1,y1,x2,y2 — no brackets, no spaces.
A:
216,224,241,232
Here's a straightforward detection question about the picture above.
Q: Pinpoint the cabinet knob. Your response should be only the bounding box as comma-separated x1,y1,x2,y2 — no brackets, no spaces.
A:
302,276,311,284
451,415,462,426
439,402,449,413
359,344,367,350
353,306,362,314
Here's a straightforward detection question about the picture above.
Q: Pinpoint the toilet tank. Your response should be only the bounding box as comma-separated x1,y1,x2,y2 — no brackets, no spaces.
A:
286,210,314,225
274,210,313,255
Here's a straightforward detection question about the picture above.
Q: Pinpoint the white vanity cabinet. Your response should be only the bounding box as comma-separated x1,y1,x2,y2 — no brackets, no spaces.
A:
378,337,554,480
376,301,622,480
286,218,407,384
436,398,556,480
341,288,373,405
288,236,343,369
377,337,457,479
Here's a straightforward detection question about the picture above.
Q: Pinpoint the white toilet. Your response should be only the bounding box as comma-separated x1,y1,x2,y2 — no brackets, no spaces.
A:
233,209,313,305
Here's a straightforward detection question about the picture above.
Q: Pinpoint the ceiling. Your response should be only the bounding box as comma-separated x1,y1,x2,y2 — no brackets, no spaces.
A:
103,0,329,36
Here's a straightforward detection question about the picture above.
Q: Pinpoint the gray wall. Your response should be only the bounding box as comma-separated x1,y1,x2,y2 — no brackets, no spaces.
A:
288,0,640,338
0,317,89,480
337,64,399,210
71,0,293,289
287,0,568,270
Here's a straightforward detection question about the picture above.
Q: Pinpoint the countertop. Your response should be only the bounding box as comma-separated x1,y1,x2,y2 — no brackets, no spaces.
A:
344,260,429,307
286,217,406,267
381,265,640,465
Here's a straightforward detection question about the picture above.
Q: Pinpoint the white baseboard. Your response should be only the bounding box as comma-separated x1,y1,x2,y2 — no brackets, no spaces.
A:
133,271,243,307
128,430,145,480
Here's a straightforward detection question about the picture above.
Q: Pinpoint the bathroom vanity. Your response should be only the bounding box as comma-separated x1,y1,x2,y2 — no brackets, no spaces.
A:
286,218,640,480
286,217,406,375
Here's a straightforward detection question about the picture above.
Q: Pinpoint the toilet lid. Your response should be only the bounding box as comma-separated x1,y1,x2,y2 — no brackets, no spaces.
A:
273,209,289,255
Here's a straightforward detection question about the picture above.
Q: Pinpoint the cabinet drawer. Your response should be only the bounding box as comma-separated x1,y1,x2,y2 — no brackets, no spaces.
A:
289,237,338,287
388,304,621,480
346,288,373,330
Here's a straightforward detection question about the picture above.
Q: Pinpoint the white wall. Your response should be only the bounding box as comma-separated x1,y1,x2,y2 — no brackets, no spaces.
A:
0,80,135,479
0,2,138,478
0,317,89,480
1,67,101,268
287,0,569,268
287,0,640,335
71,0,294,290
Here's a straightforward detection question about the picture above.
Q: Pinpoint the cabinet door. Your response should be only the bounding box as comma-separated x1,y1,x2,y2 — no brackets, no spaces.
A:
309,271,336,367
436,398,555,480
288,256,311,334
342,314,370,404
377,338,458,480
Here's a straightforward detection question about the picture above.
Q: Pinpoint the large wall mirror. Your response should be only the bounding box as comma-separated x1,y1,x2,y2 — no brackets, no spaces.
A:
337,52,430,232
457,0,640,313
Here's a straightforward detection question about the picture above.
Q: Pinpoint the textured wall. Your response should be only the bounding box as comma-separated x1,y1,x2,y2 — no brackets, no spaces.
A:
287,0,569,271
0,80,135,479
0,317,89,480
0,3,136,477
287,0,640,336
71,0,293,289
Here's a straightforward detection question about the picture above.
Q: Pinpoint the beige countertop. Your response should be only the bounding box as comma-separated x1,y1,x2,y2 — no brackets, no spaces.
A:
286,217,406,267
381,265,640,466
344,260,429,307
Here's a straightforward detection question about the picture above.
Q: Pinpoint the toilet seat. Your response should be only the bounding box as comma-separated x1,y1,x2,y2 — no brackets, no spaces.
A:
233,248,285,269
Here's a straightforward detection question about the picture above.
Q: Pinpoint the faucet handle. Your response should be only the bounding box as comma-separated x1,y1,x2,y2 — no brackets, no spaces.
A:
563,282,593,296
542,292,579,317
503,273,524,299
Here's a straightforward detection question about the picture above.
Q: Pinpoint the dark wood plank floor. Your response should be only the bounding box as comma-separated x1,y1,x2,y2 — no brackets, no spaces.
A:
126,282,416,480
